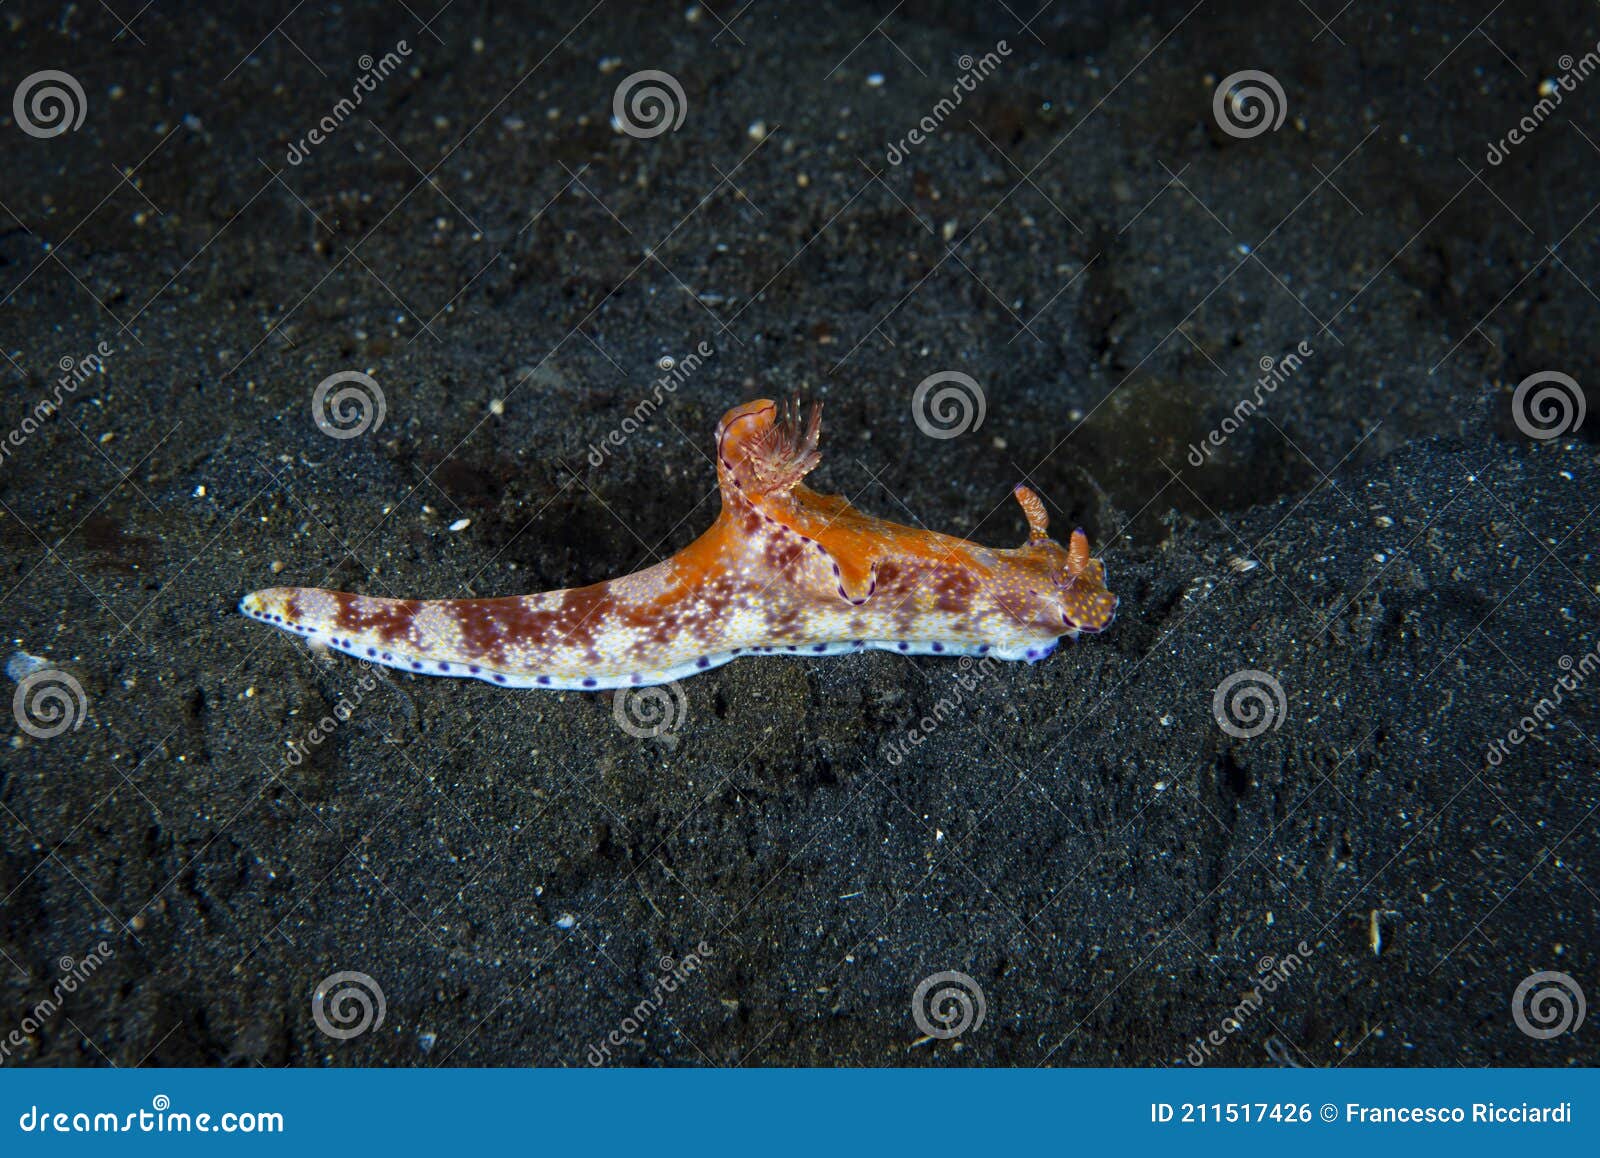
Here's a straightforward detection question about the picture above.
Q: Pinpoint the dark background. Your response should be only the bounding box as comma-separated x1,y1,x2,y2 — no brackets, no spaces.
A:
1,0,1597,1065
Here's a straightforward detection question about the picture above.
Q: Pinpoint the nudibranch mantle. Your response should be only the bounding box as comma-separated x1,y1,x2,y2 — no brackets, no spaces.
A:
240,399,1117,690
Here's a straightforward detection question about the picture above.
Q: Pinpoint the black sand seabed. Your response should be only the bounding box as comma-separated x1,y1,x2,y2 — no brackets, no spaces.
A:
1,1,1597,1066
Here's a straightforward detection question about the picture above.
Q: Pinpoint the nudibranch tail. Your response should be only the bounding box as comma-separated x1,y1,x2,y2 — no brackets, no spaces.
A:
241,396,1117,690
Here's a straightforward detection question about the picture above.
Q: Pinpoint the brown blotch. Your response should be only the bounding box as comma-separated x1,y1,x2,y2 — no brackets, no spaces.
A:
333,591,417,640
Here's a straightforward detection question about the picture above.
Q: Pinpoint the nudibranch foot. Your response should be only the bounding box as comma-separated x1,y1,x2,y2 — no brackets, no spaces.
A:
241,398,1117,690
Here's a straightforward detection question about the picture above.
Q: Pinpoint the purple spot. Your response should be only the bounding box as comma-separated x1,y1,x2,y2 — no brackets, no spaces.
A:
494,675,508,684
897,643,909,651
696,657,710,668
582,678,597,688
469,665,481,673
537,676,551,685
438,662,450,671
411,662,422,670
812,643,827,653
931,642,944,652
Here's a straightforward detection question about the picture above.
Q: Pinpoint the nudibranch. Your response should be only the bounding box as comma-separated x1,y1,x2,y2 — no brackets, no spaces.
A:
240,399,1117,690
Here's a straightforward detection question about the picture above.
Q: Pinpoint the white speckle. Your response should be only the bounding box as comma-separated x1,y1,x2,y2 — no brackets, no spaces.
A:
555,913,576,929
1159,713,1173,726
866,72,885,87
449,518,472,532
490,398,505,416
417,1031,437,1052
193,484,207,498
747,120,768,142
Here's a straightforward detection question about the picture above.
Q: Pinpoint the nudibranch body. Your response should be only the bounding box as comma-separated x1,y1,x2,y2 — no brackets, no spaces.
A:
241,399,1117,690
